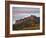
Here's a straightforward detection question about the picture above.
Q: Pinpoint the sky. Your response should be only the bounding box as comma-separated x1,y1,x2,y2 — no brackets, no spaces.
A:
12,7,40,24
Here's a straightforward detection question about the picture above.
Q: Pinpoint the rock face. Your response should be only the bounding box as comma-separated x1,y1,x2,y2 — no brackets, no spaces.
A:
15,15,40,24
